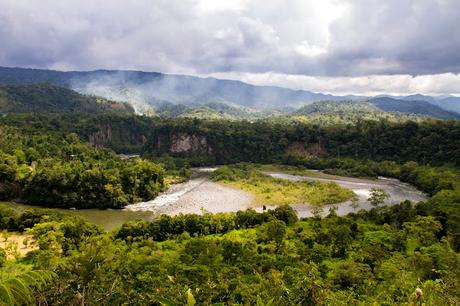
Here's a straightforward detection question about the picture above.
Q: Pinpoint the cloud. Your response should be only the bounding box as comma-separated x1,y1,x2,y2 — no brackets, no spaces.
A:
204,72,460,96
0,0,459,94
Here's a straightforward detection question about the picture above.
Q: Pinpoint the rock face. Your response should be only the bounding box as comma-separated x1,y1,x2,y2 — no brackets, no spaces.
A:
89,126,112,148
157,133,212,154
286,142,327,157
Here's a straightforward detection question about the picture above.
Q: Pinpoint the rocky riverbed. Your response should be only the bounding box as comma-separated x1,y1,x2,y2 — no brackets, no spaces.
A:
4,167,429,229
259,171,428,217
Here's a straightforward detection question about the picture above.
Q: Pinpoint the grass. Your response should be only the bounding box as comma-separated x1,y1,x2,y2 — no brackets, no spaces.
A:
256,164,333,178
211,164,355,207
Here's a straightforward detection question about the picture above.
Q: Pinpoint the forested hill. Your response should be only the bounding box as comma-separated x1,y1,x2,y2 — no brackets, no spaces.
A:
2,67,459,119
2,113,460,166
0,83,134,114
295,100,460,120
0,66,363,109
370,97,460,119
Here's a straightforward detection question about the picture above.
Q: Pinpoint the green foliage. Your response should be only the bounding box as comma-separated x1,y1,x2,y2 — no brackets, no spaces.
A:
155,101,272,120
0,196,458,304
0,83,134,114
211,164,354,206
368,188,390,207
0,125,166,208
0,270,55,306
2,112,460,166
114,205,298,241
0,101,460,304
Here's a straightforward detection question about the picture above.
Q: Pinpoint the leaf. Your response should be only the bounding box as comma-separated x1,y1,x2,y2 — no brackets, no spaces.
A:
187,288,196,306
152,295,177,306
0,284,15,306
256,295,274,306
0,270,55,306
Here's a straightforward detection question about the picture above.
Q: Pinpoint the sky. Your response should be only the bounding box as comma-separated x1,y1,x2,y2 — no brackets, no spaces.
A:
0,0,459,96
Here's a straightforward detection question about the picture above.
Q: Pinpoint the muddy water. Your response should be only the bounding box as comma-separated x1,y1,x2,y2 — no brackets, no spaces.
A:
3,168,428,230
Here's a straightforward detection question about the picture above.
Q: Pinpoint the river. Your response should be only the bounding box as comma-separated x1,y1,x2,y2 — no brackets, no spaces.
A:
260,171,428,218
3,168,428,230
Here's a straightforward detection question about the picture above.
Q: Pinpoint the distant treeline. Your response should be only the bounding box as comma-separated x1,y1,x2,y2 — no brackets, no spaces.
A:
1,113,459,166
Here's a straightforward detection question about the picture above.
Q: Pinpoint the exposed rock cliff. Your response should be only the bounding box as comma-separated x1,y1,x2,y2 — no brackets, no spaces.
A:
157,133,212,154
286,142,327,157
89,126,113,148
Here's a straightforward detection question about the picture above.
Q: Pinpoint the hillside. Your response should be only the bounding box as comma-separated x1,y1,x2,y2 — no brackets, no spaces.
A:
155,101,278,120
429,97,460,114
0,83,134,114
370,97,460,119
1,67,459,119
0,67,364,110
379,94,460,115
295,101,379,115
293,100,457,121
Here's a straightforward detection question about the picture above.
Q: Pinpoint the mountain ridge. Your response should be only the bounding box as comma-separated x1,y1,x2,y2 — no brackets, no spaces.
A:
0,66,459,118
0,83,134,114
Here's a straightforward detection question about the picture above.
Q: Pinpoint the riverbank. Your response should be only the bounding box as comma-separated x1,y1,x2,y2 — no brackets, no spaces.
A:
2,166,429,229
261,171,428,217
125,167,255,215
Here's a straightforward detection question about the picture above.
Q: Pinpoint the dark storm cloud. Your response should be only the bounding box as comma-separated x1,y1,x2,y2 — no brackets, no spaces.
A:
323,0,460,76
0,0,459,76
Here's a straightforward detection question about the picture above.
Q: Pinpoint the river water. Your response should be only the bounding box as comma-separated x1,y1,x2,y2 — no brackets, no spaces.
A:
4,168,428,230
260,171,428,218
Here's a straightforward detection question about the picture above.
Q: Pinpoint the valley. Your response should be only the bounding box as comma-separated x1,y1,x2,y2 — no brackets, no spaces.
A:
0,67,459,305
2,1,460,303
3,166,428,230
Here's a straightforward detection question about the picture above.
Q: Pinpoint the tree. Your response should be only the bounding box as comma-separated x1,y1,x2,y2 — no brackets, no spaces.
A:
350,194,360,211
368,188,389,207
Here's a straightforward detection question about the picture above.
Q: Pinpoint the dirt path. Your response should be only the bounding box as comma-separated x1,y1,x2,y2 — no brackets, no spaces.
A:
0,232,37,259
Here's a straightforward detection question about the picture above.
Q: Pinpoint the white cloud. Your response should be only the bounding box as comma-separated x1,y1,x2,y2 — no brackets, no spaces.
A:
0,0,459,95
204,72,460,96
197,0,247,13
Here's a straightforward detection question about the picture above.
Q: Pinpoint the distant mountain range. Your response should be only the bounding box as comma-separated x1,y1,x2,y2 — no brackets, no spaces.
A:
0,66,459,119
0,67,364,111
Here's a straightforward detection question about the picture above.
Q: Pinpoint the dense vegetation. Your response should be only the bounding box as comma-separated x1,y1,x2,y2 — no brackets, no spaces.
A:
154,101,274,120
1,198,459,304
0,92,459,304
2,113,459,166
293,97,459,120
0,84,134,114
210,164,354,206
147,117,460,166
0,125,166,208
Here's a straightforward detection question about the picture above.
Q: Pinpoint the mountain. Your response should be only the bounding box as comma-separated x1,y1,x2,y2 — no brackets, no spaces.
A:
0,67,365,112
0,83,134,114
400,94,460,114
293,100,459,121
370,97,460,119
425,96,460,114
295,101,379,115
402,94,436,103
1,67,459,118
154,101,279,120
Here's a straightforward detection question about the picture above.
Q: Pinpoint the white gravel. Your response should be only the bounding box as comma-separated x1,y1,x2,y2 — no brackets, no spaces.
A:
125,168,254,215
